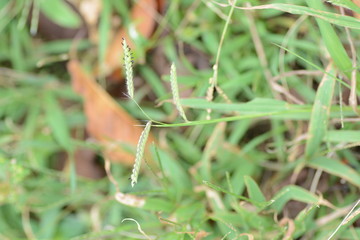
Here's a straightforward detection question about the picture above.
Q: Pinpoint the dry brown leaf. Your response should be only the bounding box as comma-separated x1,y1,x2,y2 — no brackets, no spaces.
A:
157,0,166,13
105,0,158,72
67,60,155,165
353,0,360,18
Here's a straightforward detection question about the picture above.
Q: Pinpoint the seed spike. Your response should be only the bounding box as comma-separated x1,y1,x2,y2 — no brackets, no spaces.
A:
130,121,152,187
122,38,134,99
170,63,189,122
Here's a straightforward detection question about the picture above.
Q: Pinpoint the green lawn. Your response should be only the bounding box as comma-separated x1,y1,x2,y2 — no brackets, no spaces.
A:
0,0,360,239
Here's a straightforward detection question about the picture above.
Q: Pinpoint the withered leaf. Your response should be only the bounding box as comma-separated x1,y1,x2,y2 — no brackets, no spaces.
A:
67,60,154,165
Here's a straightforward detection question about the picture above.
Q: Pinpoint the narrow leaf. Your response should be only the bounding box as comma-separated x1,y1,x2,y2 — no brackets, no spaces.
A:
244,176,266,203
235,3,360,29
40,0,81,28
308,157,360,187
271,185,327,212
44,91,72,152
326,130,360,143
327,0,360,15
305,64,336,159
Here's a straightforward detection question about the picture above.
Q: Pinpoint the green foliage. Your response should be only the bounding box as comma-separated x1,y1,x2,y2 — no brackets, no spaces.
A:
39,0,81,28
1,0,360,239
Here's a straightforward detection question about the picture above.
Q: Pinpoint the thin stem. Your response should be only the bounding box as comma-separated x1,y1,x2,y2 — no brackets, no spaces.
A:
130,97,165,125
206,0,237,119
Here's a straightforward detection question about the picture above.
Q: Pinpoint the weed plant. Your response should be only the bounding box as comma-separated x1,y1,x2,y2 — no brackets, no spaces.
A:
0,0,360,239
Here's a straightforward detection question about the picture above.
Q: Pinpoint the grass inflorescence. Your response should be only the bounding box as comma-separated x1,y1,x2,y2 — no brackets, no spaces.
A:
130,121,152,187
122,37,134,99
170,63,189,122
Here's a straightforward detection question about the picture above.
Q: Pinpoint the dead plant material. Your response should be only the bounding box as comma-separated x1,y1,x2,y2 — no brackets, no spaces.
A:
67,60,155,165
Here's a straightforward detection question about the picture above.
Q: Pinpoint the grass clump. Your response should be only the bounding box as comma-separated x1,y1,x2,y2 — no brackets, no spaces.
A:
1,1,360,240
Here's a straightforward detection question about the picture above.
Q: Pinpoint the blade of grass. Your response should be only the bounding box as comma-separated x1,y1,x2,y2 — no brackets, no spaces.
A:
228,3,360,30
244,175,266,203
44,91,73,152
327,0,360,16
326,130,360,143
305,0,360,92
39,0,81,28
270,185,328,212
206,0,237,119
10,22,25,71
98,0,111,83
308,157,360,187
305,64,336,160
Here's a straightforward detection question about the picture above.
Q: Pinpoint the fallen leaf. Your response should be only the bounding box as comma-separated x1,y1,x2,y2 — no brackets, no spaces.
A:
157,0,166,13
67,60,155,165
353,0,360,18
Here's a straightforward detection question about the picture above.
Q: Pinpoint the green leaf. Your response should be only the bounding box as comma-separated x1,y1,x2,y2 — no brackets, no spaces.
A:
143,198,174,212
305,0,360,92
243,3,360,30
326,130,360,143
305,65,336,159
271,185,321,212
40,0,81,28
328,0,360,15
44,91,73,152
244,176,266,203
308,157,360,187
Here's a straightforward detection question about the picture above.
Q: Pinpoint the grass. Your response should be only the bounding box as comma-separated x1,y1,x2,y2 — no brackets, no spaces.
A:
1,0,360,239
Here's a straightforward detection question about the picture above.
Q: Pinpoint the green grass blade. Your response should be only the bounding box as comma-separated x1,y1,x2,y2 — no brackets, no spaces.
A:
40,0,81,28
44,91,73,152
305,0,360,91
308,157,360,187
326,130,360,143
244,175,266,203
327,0,360,15
305,65,336,160
271,185,322,212
236,3,360,30
98,0,111,80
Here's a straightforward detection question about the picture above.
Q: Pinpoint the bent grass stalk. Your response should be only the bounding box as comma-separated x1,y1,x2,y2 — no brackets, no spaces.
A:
170,63,188,122
131,121,152,187
206,0,237,119
122,38,134,99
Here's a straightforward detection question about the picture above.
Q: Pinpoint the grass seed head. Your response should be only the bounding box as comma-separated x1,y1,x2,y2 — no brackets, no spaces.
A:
170,63,189,122
130,121,152,187
122,38,134,99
